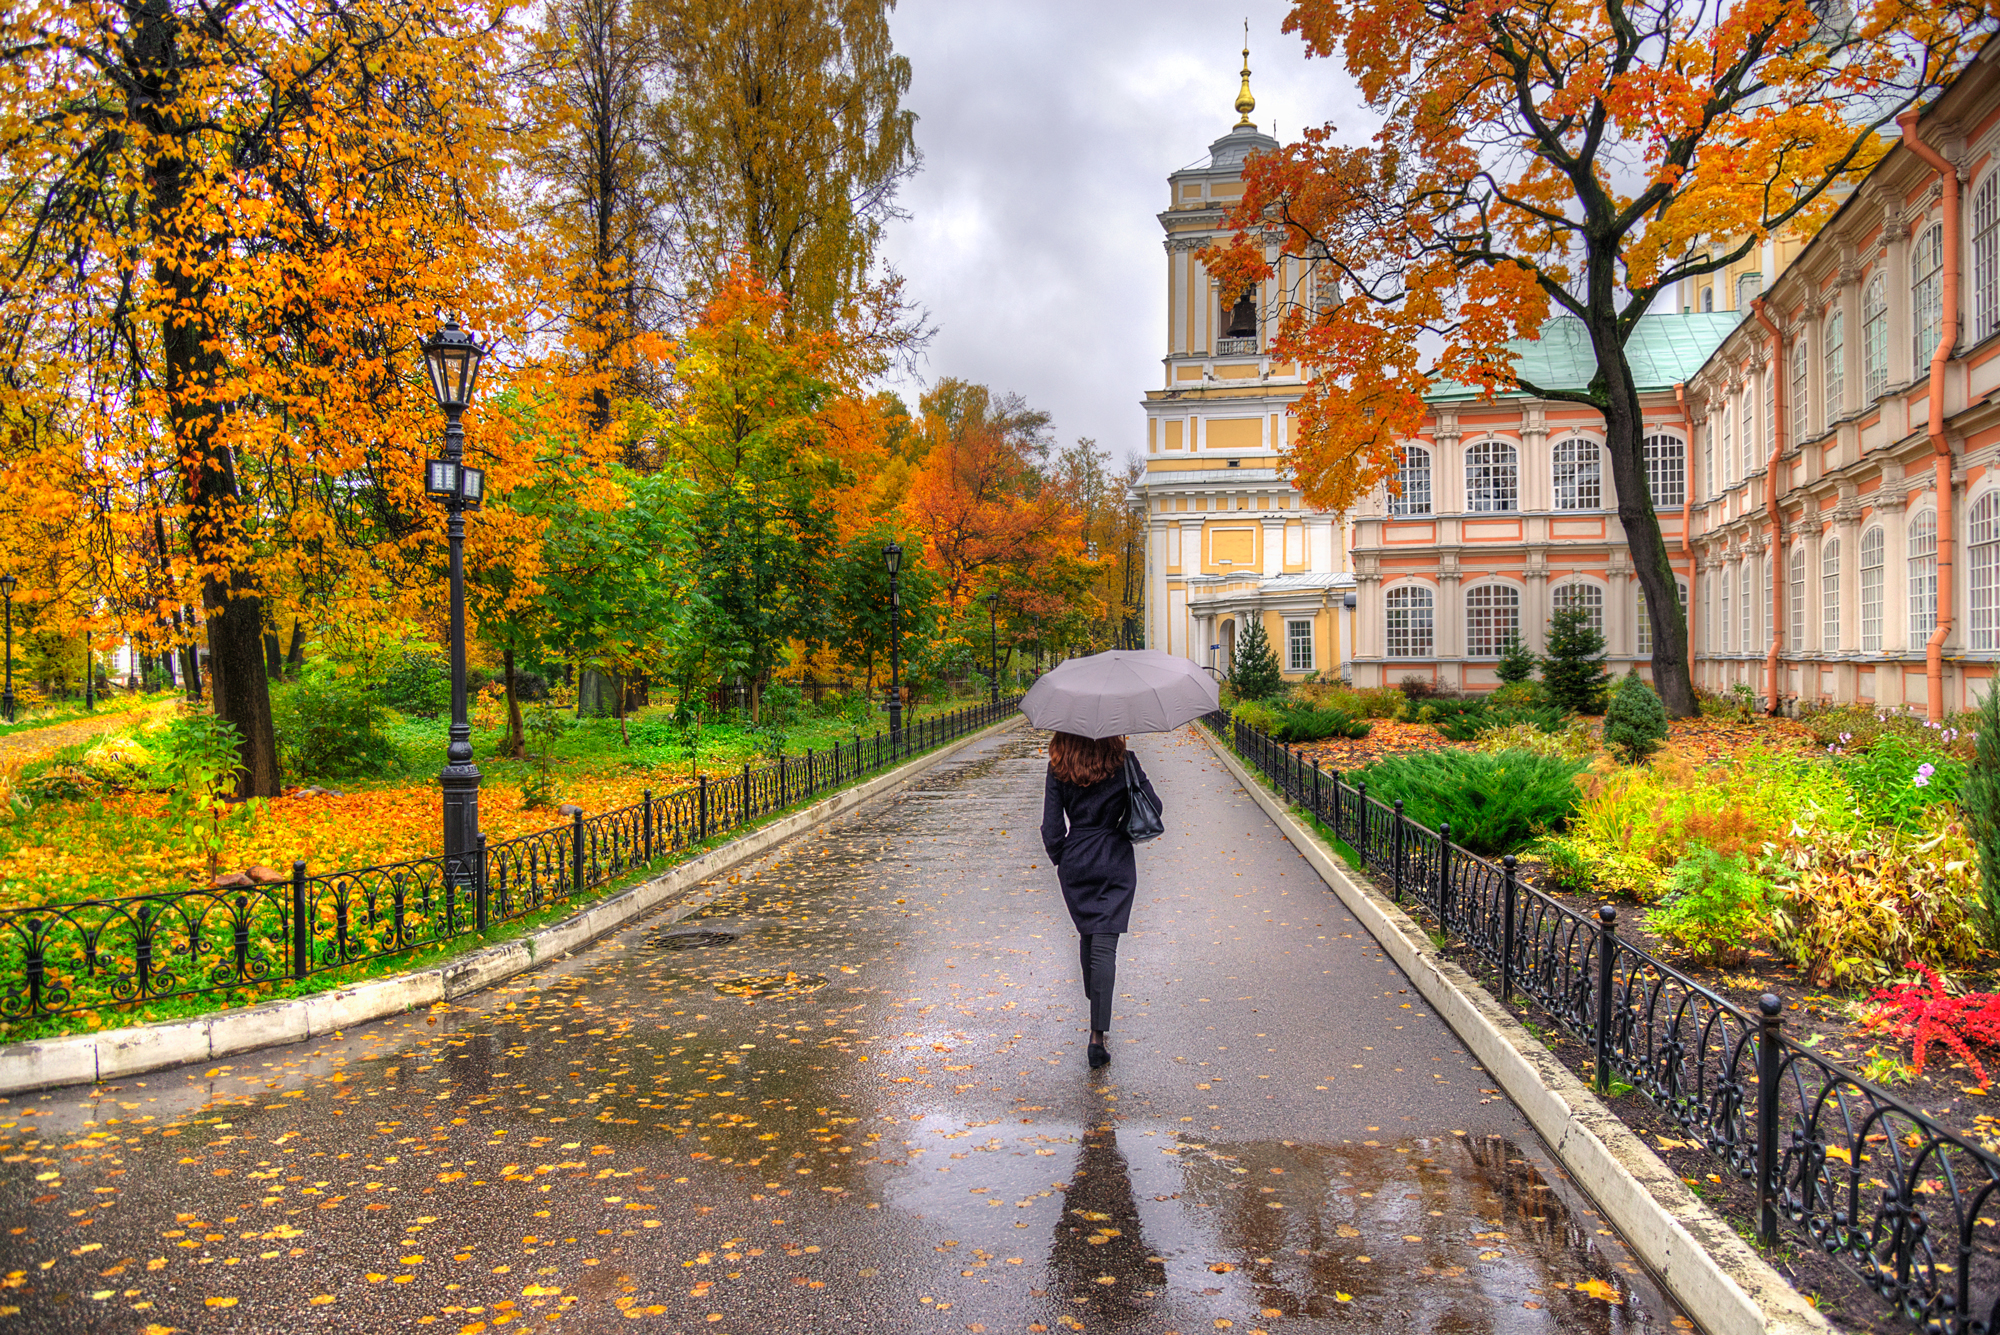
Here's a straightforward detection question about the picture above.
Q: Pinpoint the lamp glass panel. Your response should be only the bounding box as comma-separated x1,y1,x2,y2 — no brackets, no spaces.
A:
883,543,902,574
427,459,458,494
460,467,484,502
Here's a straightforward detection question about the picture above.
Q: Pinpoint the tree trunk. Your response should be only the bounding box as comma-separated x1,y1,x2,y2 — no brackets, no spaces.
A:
502,645,525,760
285,619,306,674
141,26,279,797
263,628,283,681
578,667,618,718
1586,314,1697,718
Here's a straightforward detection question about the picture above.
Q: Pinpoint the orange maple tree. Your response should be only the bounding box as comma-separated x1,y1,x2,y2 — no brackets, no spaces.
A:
1205,0,1990,715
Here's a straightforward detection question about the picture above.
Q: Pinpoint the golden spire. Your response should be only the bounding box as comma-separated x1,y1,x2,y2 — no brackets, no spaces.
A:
1234,21,1256,126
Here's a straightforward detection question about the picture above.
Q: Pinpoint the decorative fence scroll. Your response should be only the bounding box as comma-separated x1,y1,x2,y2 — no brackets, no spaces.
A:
1212,709,2000,1333
0,697,1020,1026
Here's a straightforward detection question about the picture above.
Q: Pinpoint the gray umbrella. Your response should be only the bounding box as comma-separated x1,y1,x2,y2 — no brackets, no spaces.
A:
1021,650,1222,738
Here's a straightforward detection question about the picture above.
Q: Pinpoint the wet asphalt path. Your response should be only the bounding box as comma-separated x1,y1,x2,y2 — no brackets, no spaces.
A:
0,725,1689,1333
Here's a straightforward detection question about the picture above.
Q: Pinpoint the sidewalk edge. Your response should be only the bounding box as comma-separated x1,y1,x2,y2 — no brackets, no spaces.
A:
1200,728,1830,1335
0,716,1023,1096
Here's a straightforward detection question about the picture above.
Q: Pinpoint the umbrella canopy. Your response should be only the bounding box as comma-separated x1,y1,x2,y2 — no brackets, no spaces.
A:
1022,650,1222,739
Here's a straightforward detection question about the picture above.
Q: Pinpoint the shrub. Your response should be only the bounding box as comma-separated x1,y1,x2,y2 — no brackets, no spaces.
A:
1491,681,1551,709
1270,705,1372,743
1474,721,1597,762
1496,637,1537,686
1400,674,1449,700
1541,607,1611,714
1964,685,2000,940
1231,619,1284,701
1863,963,2000,1084
1346,687,1409,720
273,677,402,781
1230,699,1282,734
1602,674,1669,764
1532,834,1597,892
1352,749,1586,857
1481,704,1570,734
1800,701,1974,761
381,651,450,717
1837,731,1964,831
1768,807,1984,989
1646,848,1772,965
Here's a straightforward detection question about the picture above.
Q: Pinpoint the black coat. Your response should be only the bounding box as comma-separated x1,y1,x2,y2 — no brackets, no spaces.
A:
1041,757,1162,935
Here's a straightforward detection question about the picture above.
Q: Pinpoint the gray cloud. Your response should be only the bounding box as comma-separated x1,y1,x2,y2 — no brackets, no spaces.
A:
878,1,1371,460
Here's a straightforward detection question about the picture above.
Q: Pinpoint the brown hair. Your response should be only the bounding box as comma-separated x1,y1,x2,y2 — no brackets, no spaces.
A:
1048,732,1127,787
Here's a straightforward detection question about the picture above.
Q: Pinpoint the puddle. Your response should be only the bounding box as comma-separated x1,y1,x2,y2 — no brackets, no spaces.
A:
647,929,740,949
714,970,829,998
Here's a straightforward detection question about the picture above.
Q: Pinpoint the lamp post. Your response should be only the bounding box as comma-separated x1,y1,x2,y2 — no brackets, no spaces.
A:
421,319,488,889
983,593,999,704
0,574,13,723
883,542,903,741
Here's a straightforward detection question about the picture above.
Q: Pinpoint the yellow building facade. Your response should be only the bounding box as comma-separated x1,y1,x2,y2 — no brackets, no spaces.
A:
1138,58,1355,680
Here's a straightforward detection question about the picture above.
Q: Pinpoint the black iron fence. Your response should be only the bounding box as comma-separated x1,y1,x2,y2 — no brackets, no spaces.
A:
1212,709,2000,1333
0,698,1020,1026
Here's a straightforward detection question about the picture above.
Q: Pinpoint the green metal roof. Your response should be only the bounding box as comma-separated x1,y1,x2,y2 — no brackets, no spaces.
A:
1425,312,1743,402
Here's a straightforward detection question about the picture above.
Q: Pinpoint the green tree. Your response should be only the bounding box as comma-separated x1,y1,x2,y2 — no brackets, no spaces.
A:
1602,672,1669,765
828,525,942,698
1541,609,1611,714
1495,637,1536,686
1231,618,1283,702
1963,685,2000,941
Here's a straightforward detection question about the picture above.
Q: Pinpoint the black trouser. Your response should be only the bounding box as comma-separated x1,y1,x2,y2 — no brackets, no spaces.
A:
1078,932,1119,1031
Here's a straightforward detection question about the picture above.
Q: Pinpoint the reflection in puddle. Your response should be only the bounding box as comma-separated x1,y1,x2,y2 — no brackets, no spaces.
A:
1047,1120,1168,1326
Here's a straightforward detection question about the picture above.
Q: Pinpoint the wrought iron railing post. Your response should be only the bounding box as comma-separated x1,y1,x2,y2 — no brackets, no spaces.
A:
698,774,709,842
1356,781,1370,863
23,919,43,1016
643,788,653,861
291,861,309,981
1595,904,1618,1094
1311,758,1321,826
1392,800,1406,901
475,833,489,933
1328,768,1342,841
741,762,752,826
806,749,814,799
1758,992,1782,1246
573,810,586,896
1435,820,1451,916
1500,854,1517,1003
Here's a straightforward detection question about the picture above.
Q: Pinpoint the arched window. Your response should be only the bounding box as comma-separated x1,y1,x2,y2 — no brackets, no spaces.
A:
1741,383,1758,478
1913,222,1945,372
1389,445,1431,516
1701,286,1714,312
1720,401,1735,488
1741,562,1753,652
1720,567,1732,653
1552,438,1601,510
1971,494,2000,651
1789,336,1810,443
1763,555,1773,645
1703,422,1716,501
1863,274,1888,402
1909,509,1938,640
1385,585,1435,658
1644,433,1684,507
1635,580,1686,657
1762,370,1775,460
1551,581,1604,634
1464,584,1520,657
1823,309,1845,425
1977,173,2000,341
1789,546,1806,649
1860,526,1885,651
1821,536,1841,651
1464,440,1518,513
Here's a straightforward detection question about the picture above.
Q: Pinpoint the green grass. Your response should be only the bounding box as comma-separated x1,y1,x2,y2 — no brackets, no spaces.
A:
0,690,178,740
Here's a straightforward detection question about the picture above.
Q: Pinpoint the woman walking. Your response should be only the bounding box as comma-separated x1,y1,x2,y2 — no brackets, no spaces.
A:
1040,732,1162,1070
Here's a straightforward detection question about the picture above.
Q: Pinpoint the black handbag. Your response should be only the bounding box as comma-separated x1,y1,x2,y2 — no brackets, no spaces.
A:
1122,753,1165,843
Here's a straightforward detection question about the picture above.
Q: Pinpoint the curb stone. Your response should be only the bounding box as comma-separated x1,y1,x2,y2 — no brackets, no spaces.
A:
1200,728,1831,1335
0,715,1024,1096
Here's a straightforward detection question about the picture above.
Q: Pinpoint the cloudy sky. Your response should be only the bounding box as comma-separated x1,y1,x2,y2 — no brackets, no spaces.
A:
877,1,1372,463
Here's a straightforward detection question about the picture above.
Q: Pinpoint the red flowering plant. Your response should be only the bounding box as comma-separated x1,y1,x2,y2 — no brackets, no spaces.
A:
1863,963,2000,1086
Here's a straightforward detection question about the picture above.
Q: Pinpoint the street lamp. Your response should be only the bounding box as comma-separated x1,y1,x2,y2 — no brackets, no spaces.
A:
983,593,999,704
421,318,488,889
1,574,13,723
883,542,903,741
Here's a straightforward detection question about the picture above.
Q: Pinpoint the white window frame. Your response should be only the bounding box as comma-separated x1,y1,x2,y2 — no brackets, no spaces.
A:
1789,336,1810,444
1552,437,1602,511
1703,422,1716,502
1909,509,1938,641
1863,274,1888,403
1389,444,1432,516
1972,493,2000,652
1860,525,1885,651
1740,562,1753,653
1976,172,2000,342
1821,536,1841,652
1464,440,1519,513
1789,545,1806,650
1286,619,1315,672
1384,585,1435,659
1464,584,1521,658
1551,581,1605,634
1636,580,1686,657
1741,383,1757,479
1643,432,1684,508
1913,222,1944,373
1823,309,1845,425
1720,567,1732,653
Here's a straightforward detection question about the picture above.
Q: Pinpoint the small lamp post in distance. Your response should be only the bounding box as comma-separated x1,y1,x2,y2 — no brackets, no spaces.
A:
0,573,14,723
420,318,488,889
883,541,903,741
983,592,999,705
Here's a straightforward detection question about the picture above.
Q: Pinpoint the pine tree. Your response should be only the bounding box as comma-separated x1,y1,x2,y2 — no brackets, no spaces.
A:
1541,608,1612,714
1495,636,1536,685
1231,618,1283,702
1602,671,1669,764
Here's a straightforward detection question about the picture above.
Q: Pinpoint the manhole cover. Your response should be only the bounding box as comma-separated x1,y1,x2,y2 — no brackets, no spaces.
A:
715,972,828,998
648,930,739,950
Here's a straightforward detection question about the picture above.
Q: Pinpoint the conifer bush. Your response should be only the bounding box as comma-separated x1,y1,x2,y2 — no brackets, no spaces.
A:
1352,749,1585,856
1496,636,1537,686
1601,672,1669,764
1230,619,1284,701
1540,607,1612,713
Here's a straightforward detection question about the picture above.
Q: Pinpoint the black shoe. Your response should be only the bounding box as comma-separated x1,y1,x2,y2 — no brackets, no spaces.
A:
1088,1043,1110,1069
